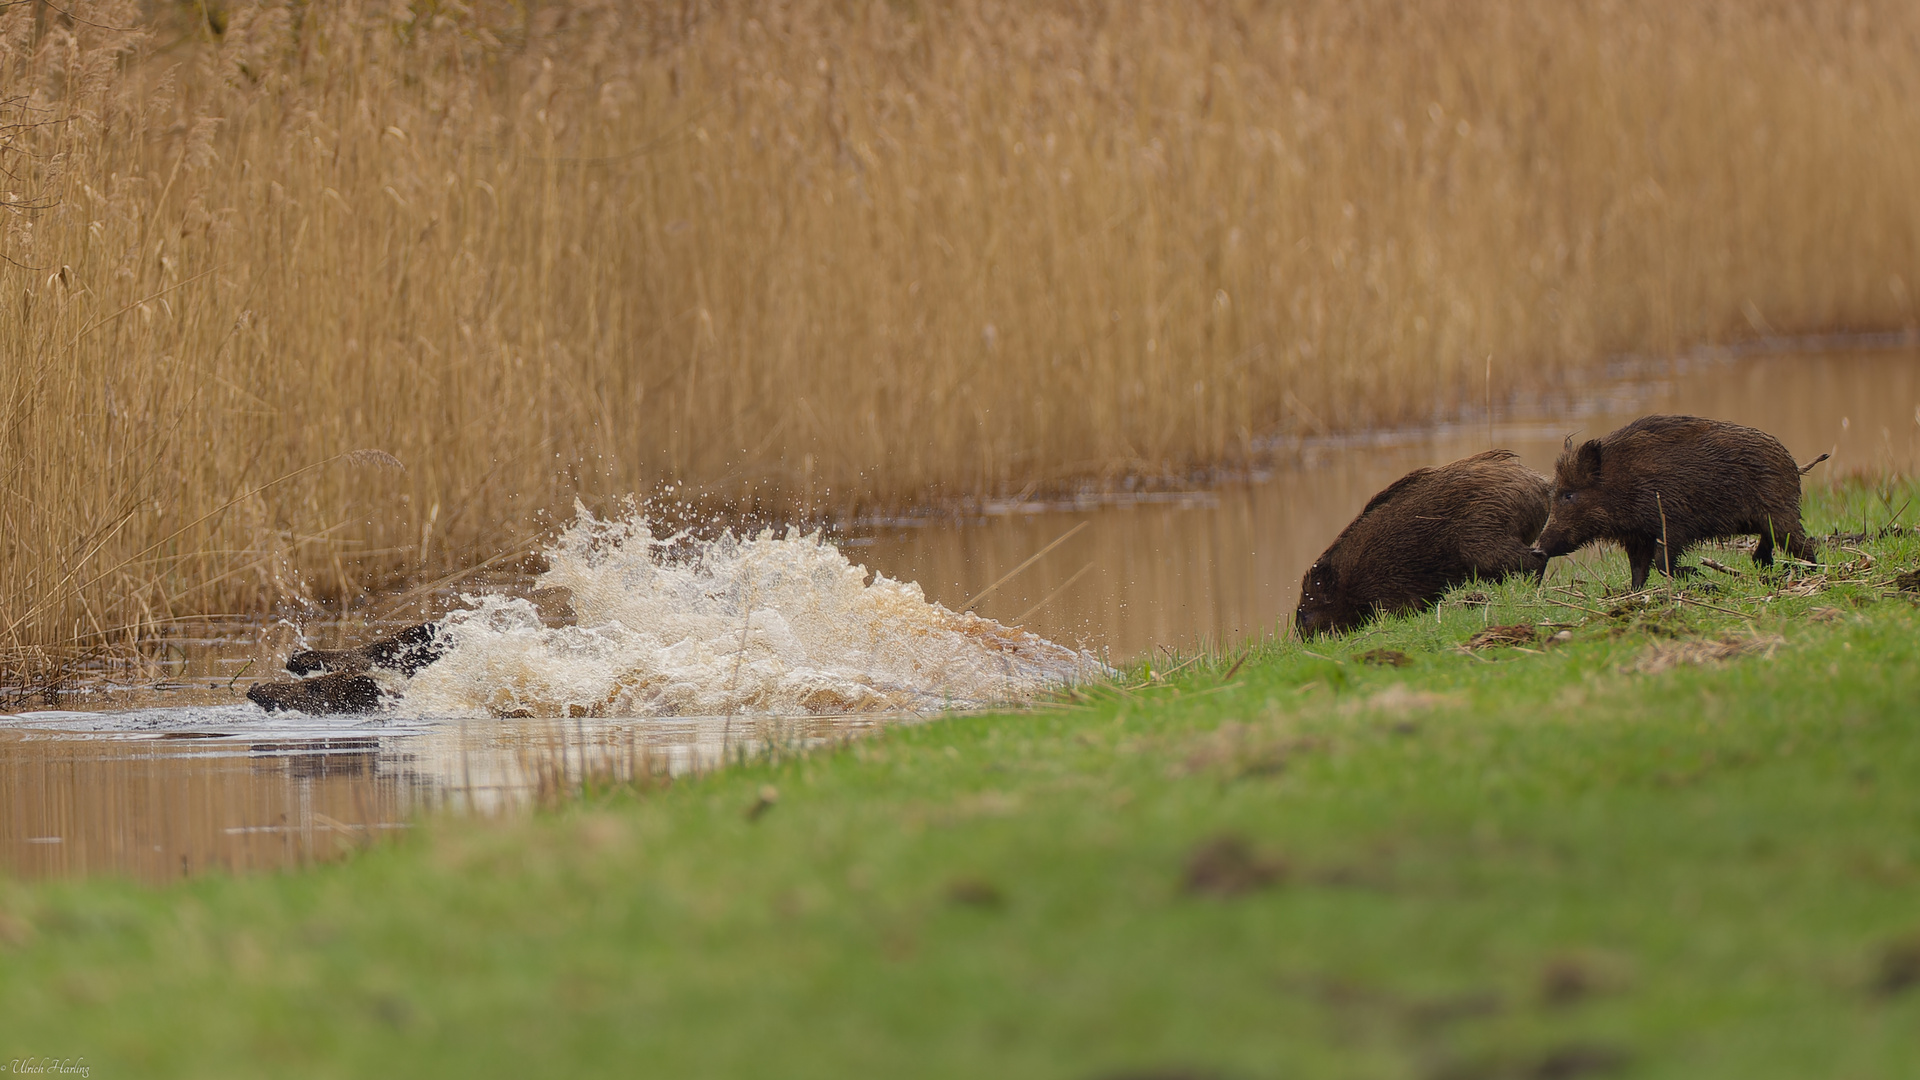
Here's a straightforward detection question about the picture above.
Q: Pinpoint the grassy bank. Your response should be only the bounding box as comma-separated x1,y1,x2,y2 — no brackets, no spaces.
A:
5,488,1920,1076
9,1,1920,653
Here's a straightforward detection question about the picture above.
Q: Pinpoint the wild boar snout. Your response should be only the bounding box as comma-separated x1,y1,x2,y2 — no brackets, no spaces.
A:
1534,527,1578,558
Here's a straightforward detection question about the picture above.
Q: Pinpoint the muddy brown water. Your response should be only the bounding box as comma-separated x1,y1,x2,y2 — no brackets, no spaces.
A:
6,345,1918,880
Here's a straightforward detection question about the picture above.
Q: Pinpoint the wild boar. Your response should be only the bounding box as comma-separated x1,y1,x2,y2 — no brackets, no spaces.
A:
247,671,385,714
1295,450,1552,638
247,623,445,714
284,622,444,677
1532,414,1826,589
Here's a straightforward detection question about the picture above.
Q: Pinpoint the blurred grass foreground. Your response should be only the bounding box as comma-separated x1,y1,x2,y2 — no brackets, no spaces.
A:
5,0,1920,653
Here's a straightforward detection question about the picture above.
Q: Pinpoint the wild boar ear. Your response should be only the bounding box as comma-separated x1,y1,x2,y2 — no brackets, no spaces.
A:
1575,440,1603,477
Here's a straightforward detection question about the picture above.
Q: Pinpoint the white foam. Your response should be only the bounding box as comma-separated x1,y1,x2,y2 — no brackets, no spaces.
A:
399,504,1101,718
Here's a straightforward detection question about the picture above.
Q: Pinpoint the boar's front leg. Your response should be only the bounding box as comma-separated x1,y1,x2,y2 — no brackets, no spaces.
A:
1623,537,1658,591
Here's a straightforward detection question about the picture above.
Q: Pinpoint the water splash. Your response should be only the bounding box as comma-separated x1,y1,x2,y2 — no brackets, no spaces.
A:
400,504,1101,718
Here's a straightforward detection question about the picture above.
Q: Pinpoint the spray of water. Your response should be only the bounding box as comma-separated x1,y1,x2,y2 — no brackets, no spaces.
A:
400,504,1101,718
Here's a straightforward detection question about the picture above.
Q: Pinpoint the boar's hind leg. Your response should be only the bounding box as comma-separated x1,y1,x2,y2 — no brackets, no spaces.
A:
1752,522,1817,569
1651,540,1698,579
1785,525,1820,565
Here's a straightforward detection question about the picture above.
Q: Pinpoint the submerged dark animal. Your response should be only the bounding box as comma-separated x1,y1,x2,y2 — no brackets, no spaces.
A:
285,621,444,677
247,623,445,714
1532,415,1826,590
1295,450,1552,639
246,671,386,714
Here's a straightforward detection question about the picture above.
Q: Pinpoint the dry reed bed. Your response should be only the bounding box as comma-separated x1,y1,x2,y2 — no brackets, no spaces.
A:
3,0,1920,658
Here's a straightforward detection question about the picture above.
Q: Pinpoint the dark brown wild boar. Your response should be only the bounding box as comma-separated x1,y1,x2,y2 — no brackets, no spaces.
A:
1532,414,1827,589
247,623,446,714
1295,450,1551,639
247,671,387,714
284,622,444,677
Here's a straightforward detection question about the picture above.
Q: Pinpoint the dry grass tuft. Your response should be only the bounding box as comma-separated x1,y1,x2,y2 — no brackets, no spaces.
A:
1343,683,1461,716
1465,623,1539,650
1631,633,1785,675
7,1,1920,654
341,449,407,473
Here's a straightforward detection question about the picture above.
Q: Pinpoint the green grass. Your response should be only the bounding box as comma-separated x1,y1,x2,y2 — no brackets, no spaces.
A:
7,481,1920,1078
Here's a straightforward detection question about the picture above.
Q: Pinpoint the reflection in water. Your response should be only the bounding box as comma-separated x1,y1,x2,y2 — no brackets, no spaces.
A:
1,731,412,880
856,349,1920,657
0,712,883,881
4,347,1917,880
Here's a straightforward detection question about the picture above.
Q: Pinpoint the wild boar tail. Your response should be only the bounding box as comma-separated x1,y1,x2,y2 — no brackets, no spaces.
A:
1798,452,1831,475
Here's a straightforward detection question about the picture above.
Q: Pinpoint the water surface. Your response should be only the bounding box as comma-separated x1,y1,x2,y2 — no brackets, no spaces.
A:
1,710,880,880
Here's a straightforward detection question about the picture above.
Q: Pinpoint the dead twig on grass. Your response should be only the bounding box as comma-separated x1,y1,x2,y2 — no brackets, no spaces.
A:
1218,652,1249,684
1673,594,1752,619
1539,593,1608,617
1151,653,1205,682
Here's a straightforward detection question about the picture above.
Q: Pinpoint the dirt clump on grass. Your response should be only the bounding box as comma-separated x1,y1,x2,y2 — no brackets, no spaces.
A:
945,878,1007,910
1428,1042,1631,1080
1358,648,1412,667
1536,951,1630,1008
1183,834,1288,897
1872,933,1920,997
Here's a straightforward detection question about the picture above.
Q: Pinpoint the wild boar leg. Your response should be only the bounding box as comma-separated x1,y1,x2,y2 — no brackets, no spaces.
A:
1785,528,1820,564
1624,537,1657,591
1752,527,1775,568
1651,540,1698,579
